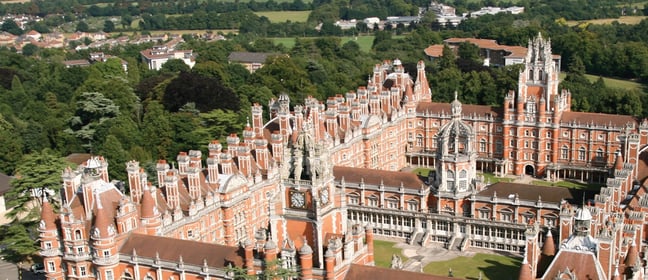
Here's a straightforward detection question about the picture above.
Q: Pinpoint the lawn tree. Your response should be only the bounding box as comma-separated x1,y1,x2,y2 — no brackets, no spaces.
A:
0,222,40,263
4,150,70,222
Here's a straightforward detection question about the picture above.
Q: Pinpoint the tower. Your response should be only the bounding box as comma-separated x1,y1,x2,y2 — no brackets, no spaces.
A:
281,101,345,269
39,196,64,280
434,93,477,196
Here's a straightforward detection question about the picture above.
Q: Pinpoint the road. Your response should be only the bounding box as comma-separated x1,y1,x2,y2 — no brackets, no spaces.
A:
0,260,44,280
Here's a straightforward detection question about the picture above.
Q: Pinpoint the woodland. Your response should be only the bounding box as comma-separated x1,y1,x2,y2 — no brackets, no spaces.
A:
0,0,647,262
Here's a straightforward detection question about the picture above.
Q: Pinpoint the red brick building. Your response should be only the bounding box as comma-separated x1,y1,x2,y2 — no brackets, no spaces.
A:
39,33,648,280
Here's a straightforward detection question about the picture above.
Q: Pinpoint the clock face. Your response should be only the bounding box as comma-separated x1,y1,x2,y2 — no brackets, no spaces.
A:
290,192,305,208
320,189,329,205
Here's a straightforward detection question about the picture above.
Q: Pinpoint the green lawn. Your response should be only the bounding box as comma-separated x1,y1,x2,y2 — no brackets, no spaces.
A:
559,72,645,90
531,179,603,191
373,240,408,268
481,172,513,184
424,253,521,280
413,168,433,177
255,11,311,23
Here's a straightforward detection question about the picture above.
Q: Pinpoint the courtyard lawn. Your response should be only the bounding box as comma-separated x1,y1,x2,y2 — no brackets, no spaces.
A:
255,11,311,23
413,167,433,177
531,179,603,191
424,253,521,280
481,172,513,184
373,240,408,268
559,72,644,90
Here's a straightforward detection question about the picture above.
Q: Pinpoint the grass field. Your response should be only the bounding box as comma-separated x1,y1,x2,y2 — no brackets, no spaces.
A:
374,240,409,268
559,72,644,90
424,253,521,280
566,15,647,26
481,173,513,184
531,179,603,191
255,11,311,23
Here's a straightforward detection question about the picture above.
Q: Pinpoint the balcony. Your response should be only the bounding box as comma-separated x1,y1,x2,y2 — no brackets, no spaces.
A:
93,254,119,265
40,248,62,257
63,252,91,262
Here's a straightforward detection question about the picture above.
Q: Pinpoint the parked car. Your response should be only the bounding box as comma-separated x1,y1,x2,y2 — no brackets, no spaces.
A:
31,263,45,274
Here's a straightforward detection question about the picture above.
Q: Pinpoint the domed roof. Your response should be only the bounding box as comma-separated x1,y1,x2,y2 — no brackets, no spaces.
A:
575,207,592,221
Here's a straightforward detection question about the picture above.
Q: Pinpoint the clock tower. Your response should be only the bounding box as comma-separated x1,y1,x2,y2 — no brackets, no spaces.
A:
278,107,345,269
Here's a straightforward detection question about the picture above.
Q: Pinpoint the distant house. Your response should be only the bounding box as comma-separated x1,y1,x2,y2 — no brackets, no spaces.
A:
227,51,276,73
424,37,560,68
63,52,129,72
140,45,195,71
0,173,12,225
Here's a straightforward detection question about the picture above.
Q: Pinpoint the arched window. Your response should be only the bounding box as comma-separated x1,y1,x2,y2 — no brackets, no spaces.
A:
596,148,604,161
578,147,586,161
561,146,569,159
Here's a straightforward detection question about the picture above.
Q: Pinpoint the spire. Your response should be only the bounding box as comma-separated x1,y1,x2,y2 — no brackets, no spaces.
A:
518,256,533,280
625,241,638,267
140,183,156,219
614,151,624,171
93,192,113,239
451,91,462,119
541,230,555,257
40,195,57,231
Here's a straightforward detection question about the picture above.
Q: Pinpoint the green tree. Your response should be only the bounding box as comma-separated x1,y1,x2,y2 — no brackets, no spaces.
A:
76,21,89,32
160,59,190,73
142,101,173,159
1,19,24,35
4,150,70,222
197,109,244,143
21,43,39,57
0,116,24,175
66,92,120,151
103,20,115,33
97,135,129,181
0,222,39,262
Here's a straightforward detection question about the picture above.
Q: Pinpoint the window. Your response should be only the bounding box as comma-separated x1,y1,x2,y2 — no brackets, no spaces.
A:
496,140,503,153
532,141,538,149
103,250,110,257
500,210,513,222
496,126,502,132
546,143,551,150
524,141,529,148
71,265,77,276
367,196,378,207
578,147,586,161
480,139,486,152
408,202,418,211
598,134,604,140
510,140,516,147
348,195,359,205
563,131,569,137
47,261,55,272
75,230,82,240
546,155,551,162
561,146,569,159
44,242,52,249
416,134,423,147
80,266,87,276
547,131,552,138
386,198,399,209
106,270,114,280
187,230,193,238
479,210,490,220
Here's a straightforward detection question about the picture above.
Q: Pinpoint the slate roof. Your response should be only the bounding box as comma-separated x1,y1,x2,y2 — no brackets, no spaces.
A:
560,111,637,128
333,166,425,190
541,250,606,280
344,264,456,280
119,233,243,268
228,52,275,64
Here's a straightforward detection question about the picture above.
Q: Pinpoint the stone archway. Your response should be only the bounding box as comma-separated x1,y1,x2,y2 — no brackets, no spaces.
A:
524,165,535,176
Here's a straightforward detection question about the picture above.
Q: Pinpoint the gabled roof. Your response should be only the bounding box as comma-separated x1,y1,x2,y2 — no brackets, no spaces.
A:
119,233,243,268
334,166,424,190
541,250,606,280
227,52,275,64
344,264,456,280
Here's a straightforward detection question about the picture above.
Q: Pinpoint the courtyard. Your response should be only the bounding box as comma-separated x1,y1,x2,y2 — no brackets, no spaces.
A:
374,239,522,280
